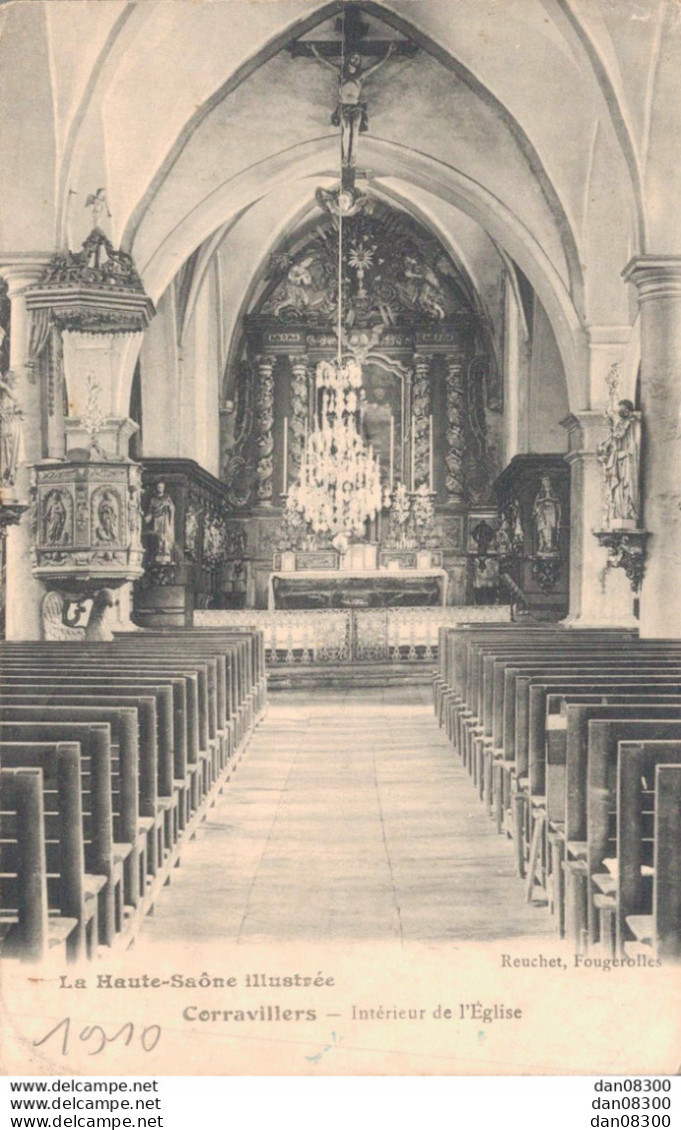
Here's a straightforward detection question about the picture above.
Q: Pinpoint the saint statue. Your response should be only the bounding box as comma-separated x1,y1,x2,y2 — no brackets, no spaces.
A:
145,480,175,563
597,397,640,526
95,490,119,544
311,45,395,167
43,489,68,546
0,370,23,488
532,475,561,554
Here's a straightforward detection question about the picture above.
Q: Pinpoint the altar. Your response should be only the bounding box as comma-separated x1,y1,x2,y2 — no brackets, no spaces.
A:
268,567,448,610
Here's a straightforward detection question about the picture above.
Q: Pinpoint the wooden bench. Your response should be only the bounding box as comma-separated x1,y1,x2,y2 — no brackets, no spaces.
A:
0,767,78,963
0,703,141,910
0,628,266,962
625,764,681,961
615,740,681,957
0,741,99,962
431,626,681,960
0,721,121,946
562,708,681,950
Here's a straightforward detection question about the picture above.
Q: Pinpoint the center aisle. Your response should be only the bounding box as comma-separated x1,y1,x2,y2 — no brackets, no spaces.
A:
139,685,552,944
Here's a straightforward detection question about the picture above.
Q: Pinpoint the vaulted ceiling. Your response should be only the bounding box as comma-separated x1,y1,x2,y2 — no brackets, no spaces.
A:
1,0,677,410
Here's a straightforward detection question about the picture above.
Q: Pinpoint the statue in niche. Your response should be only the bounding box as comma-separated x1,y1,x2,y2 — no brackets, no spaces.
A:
43,489,69,546
597,397,640,527
0,369,23,488
94,488,119,545
532,475,561,554
311,45,395,168
144,481,175,563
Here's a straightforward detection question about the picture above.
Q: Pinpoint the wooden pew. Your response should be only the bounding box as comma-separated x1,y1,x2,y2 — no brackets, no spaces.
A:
0,722,120,946
0,673,188,845
586,722,681,949
616,741,681,956
509,689,681,920
0,629,265,962
0,691,159,892
561,709,681,949
626,765,681,962
0,704,140,909
0,767,78,963
0,742,98,961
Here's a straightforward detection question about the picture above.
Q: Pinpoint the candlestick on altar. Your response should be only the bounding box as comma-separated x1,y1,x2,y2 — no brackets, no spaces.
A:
389,414,394,491
283,417,288,493
429,415,434,492
411,417,415,491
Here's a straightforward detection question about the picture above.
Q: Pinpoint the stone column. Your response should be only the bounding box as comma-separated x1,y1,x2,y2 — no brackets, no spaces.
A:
444,353,466,503
288,354,309,489
623,257,681,638
411,353,432,491
254,355,275,506
561,411,637,629
0,257,53,640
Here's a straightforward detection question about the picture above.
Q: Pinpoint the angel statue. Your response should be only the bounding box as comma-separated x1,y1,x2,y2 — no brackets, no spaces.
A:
315,184,372,220
85,188,111,229
311,45,395,167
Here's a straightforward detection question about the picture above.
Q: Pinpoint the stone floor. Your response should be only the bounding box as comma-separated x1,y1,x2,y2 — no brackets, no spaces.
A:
139,685,553,944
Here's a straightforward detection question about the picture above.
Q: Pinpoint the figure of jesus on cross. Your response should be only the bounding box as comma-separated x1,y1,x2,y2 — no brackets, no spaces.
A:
311,43,396,169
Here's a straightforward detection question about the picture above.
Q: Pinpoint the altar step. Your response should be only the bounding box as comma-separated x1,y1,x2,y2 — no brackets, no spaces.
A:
267,660,434,690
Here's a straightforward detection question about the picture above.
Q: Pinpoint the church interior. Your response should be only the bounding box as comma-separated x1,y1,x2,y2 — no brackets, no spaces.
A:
0,0,680,965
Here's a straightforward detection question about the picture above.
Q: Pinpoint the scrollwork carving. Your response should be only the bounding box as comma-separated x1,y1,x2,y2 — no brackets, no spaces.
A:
445,356,466,503
411,354,431,491
254,357,275,505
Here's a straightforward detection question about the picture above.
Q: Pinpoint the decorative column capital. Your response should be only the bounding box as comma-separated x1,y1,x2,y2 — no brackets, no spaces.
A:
0,255,54,296
622,255,681,303
560,411,606,458
289,354,309,375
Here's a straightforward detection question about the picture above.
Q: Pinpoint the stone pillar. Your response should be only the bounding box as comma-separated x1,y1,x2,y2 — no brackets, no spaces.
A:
561,411,637,629
0,258,53,640
411,353,432,491
623,257,681,638
288,354,309,488
444,353,466,503
254,355,275,506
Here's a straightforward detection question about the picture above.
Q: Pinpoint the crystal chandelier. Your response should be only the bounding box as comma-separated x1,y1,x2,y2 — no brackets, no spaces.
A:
287,356,382,539
284,14,383,544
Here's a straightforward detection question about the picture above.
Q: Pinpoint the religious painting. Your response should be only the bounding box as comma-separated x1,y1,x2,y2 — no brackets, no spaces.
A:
360,362,404,490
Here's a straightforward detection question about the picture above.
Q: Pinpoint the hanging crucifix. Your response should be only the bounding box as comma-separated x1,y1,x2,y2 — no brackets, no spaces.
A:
290,4,416,185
